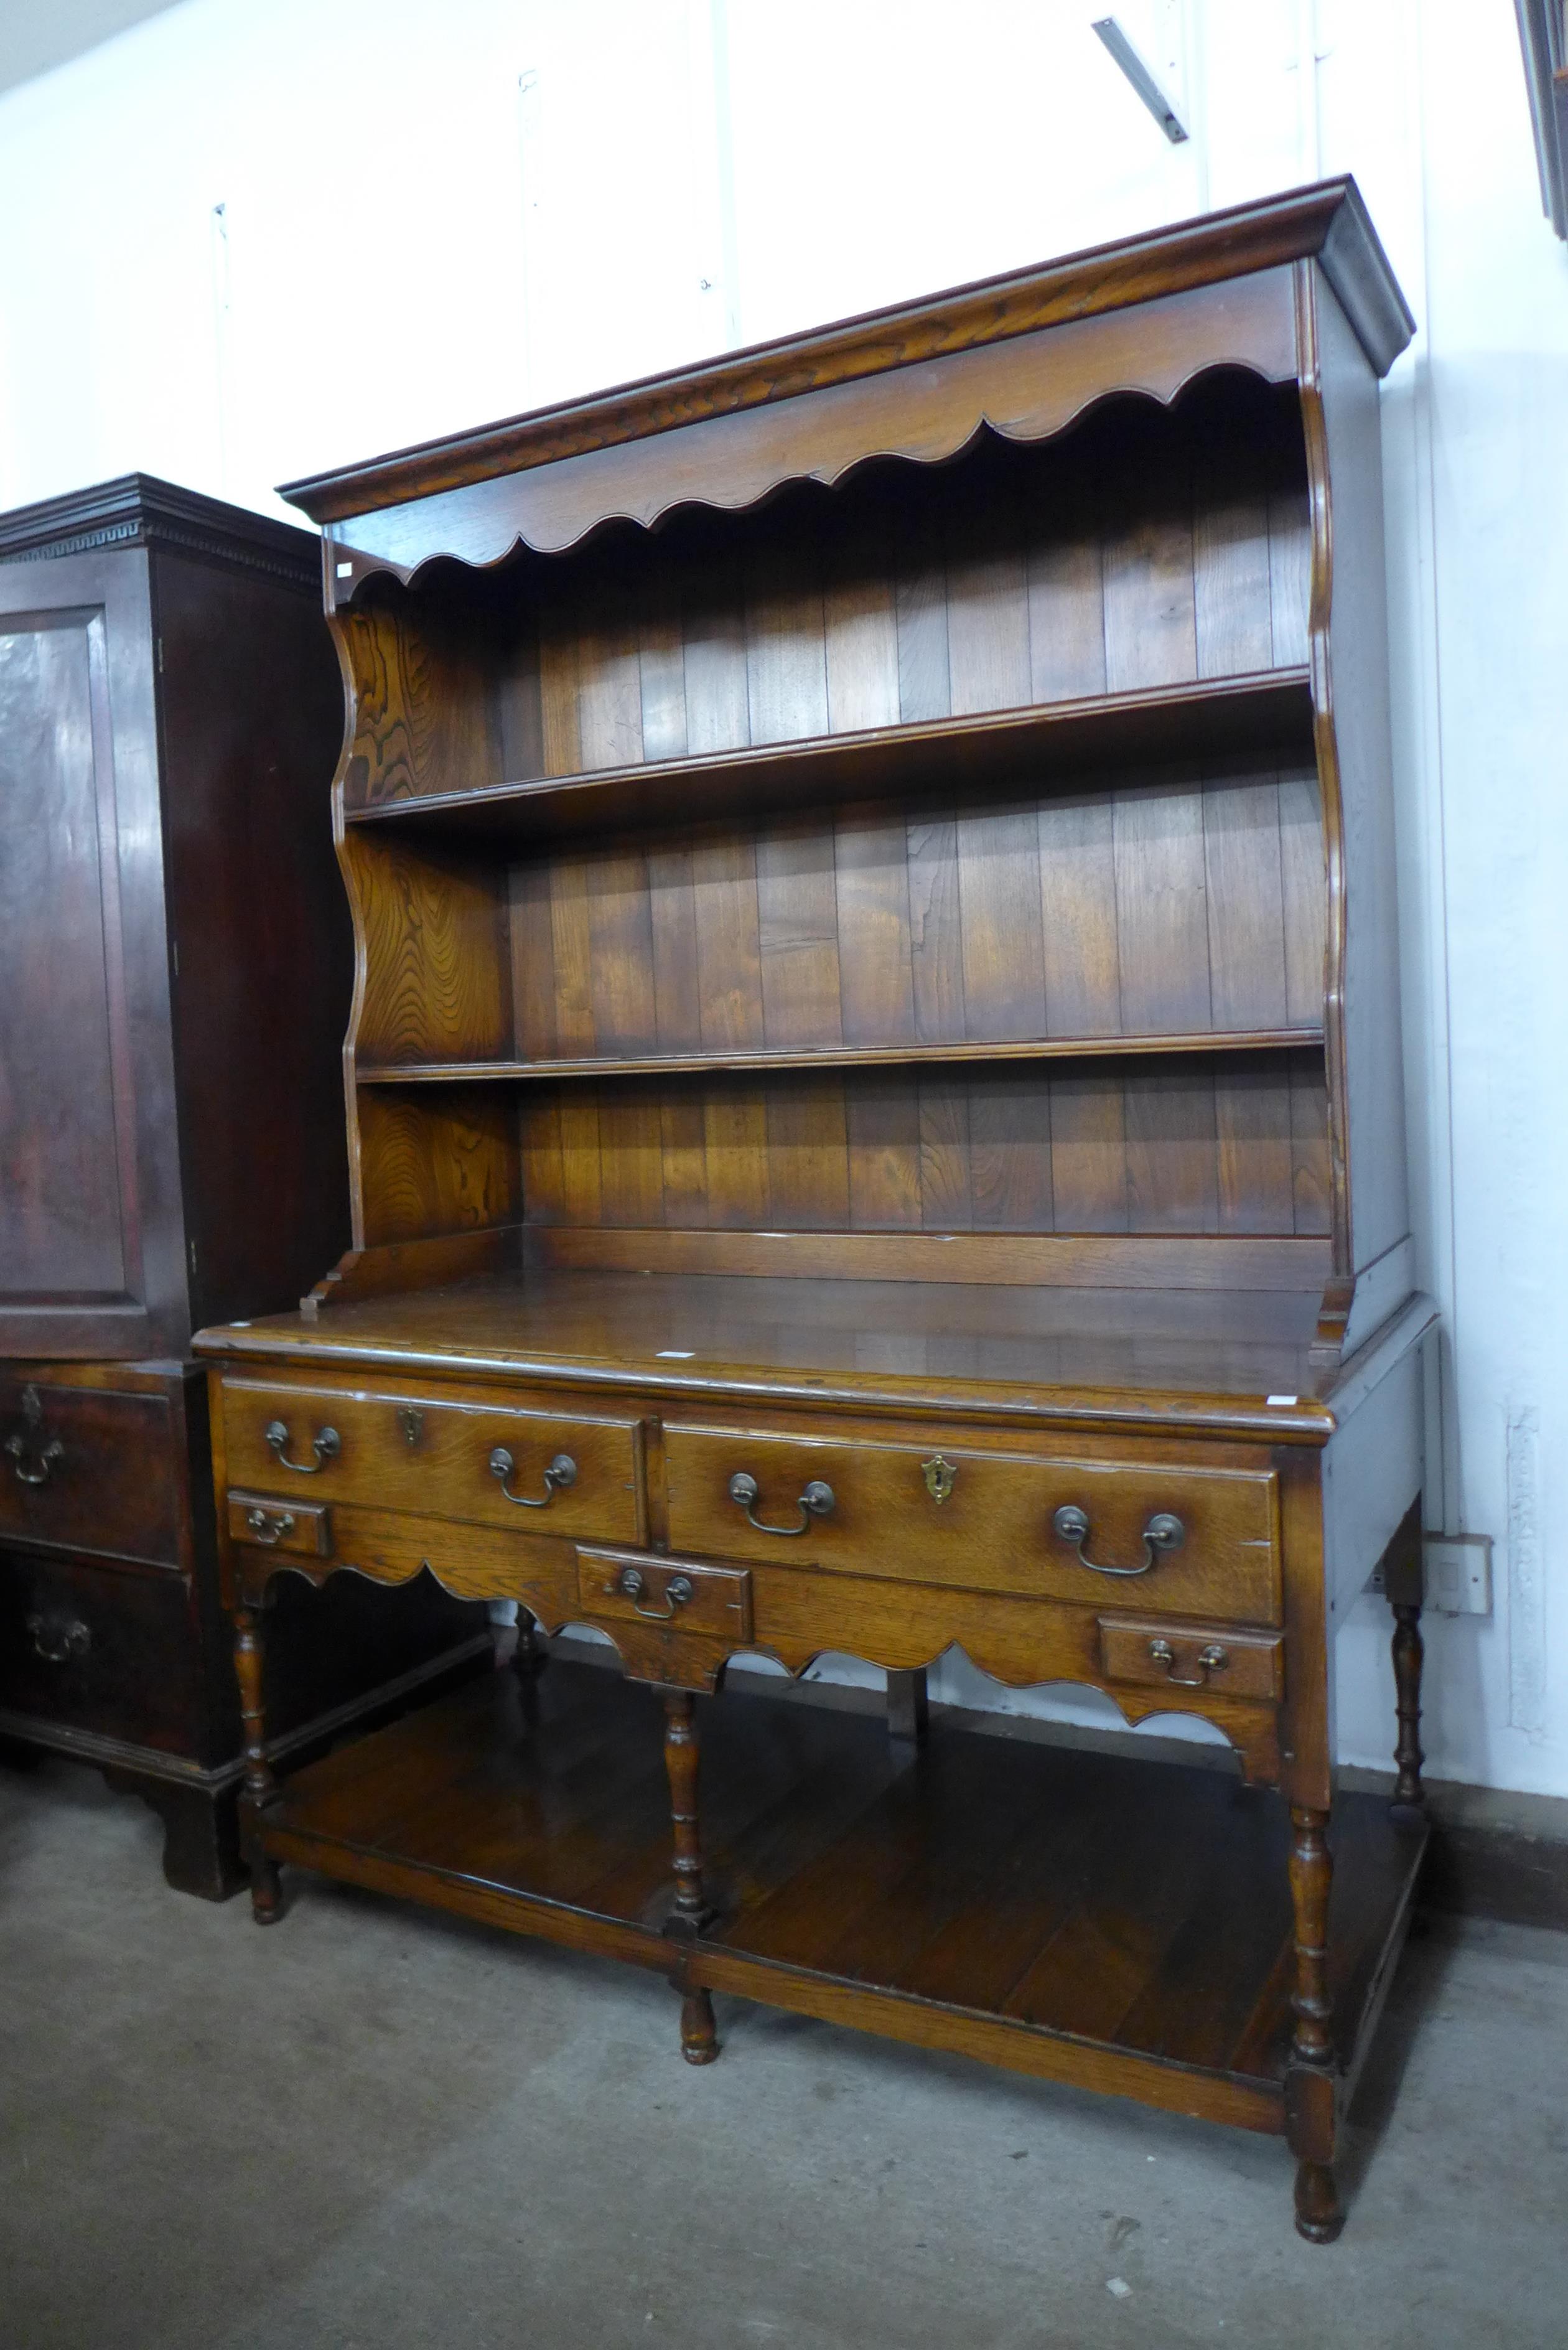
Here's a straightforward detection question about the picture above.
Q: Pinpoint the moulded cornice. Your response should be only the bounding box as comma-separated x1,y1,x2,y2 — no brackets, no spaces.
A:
0,472,321,588
281,176,1414,528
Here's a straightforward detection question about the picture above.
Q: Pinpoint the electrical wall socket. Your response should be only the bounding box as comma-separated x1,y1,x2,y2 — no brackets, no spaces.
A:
1422,1533,1493,1616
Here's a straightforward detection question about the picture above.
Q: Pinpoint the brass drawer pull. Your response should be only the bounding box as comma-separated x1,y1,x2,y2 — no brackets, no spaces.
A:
26,1611,90,1665
615,1565,694,1620
727,1471,835,1537
1052,1504,1184,1578
1147,1637,1229,1687
6,1385,65,1488
245,1505,297,1547
489,1448,577,1507
264,1419,340,1474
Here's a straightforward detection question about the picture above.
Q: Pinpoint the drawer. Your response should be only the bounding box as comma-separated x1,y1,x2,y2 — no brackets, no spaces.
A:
0,1377,183,1568
220,1379,644,1547
664,1426,1279,1624
576,1545,753,1644
226,1492,332,1560
0,1549,200,1754
1098,1615,1284,1704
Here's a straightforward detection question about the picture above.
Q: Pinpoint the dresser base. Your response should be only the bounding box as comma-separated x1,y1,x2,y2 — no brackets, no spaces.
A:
253,1660,1426,2185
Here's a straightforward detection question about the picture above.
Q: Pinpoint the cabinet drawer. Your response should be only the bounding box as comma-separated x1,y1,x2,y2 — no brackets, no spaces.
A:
220,1379,644,1546
0,1378,183,1568
0,1549,199,1754
576,1545,753,1643
226,1492,332,1560
664,1426,1279,1624
1098,1615,1284,1704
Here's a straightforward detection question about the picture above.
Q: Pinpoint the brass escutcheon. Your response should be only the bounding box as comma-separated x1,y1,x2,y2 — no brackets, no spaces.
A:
398,1404,424,1448
921,1454,957,1505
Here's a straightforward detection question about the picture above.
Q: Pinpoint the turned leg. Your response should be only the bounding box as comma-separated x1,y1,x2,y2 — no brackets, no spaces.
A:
1286,1804,1343,2242
661,1690,719,2063
233,1601,281,1925
679,1985,719,2066
662,1690,712,1935
1391,1603,1426,1822
887,1667,929,1746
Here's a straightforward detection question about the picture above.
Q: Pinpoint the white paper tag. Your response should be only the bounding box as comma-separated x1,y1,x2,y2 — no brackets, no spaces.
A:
656,1349,696,1359
1266,1393,1299,1407
335,561,353,579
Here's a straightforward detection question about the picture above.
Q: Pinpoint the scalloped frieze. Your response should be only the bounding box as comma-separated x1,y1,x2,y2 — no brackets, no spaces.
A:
233,1548,1279,1784
329,273,1298,592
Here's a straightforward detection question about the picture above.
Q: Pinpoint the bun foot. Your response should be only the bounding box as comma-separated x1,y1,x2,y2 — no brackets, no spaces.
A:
1294,2160,1344,2243
680,1988,719,2066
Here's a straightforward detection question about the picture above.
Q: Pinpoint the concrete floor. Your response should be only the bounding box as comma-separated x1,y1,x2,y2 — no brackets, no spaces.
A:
3,1748,1567,2350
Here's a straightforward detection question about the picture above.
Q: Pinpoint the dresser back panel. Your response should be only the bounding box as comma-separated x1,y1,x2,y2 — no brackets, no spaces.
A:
513,1057,1328,1242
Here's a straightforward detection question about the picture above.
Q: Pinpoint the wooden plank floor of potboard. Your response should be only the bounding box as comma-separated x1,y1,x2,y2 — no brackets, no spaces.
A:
266,1659,1424,2086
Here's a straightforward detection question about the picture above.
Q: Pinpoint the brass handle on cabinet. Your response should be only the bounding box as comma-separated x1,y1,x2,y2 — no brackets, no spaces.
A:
727,1471,835,1537
6,1385,65,1487
1052,1504,1184,1578
264,1420,340,1474
489,1448,577,1507
615,1565,694,1621
1147,1638,1229,1688
245,1506,297,1547
26,1611,90,1665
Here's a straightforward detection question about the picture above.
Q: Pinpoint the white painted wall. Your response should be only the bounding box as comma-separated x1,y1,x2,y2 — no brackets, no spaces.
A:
1,0,1563,1795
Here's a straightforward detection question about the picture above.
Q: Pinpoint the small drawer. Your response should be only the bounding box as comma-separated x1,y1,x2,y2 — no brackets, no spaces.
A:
0,1378,182,1568
576,1545,752,1644
0,1549,199,1754
665,1424,1280,1624
1098,1615,1284,1703
220,1378,644,1547
227,1492,333,1560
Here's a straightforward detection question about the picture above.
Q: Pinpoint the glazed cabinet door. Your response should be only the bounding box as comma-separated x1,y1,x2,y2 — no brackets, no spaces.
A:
0,550,185,1357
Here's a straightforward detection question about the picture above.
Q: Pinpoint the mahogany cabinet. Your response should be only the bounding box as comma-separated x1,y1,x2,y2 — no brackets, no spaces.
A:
0,478,486,1893
197,181,1433,2235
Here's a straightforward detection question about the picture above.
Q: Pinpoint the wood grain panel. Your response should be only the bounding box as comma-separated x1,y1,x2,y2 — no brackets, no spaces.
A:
745,541,829,745
846,1073,923,1230
1101,411,1198,692
1038,793,1121,1036
356,1086,519,1245
586,850,659,1055
680,542,750,755
765,1079,851,1229
355,836,511,1064
834,807,916,1046
823,513,900,731
1203,775,1288,1029
646,843,702,1052
691,836,765,1049
1124,1066,1220,1234
956,804,1047,1041
1026,454,1107,701
756,820,843,1046
945,468,1031,717
1113,782,1212,1032
906,812,968,1044
340,594,501,810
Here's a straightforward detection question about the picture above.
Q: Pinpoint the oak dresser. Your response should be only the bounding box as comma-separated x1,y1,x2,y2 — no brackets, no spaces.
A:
195,181,1434,2237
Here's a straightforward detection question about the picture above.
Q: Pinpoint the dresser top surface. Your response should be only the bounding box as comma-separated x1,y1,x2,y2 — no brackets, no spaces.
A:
195,1270,1343,1438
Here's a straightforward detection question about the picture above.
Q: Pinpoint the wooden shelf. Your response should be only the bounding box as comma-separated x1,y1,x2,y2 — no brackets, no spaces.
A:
259,1661,1424,2125
343,668,1314,848
357,1024,1327,1087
